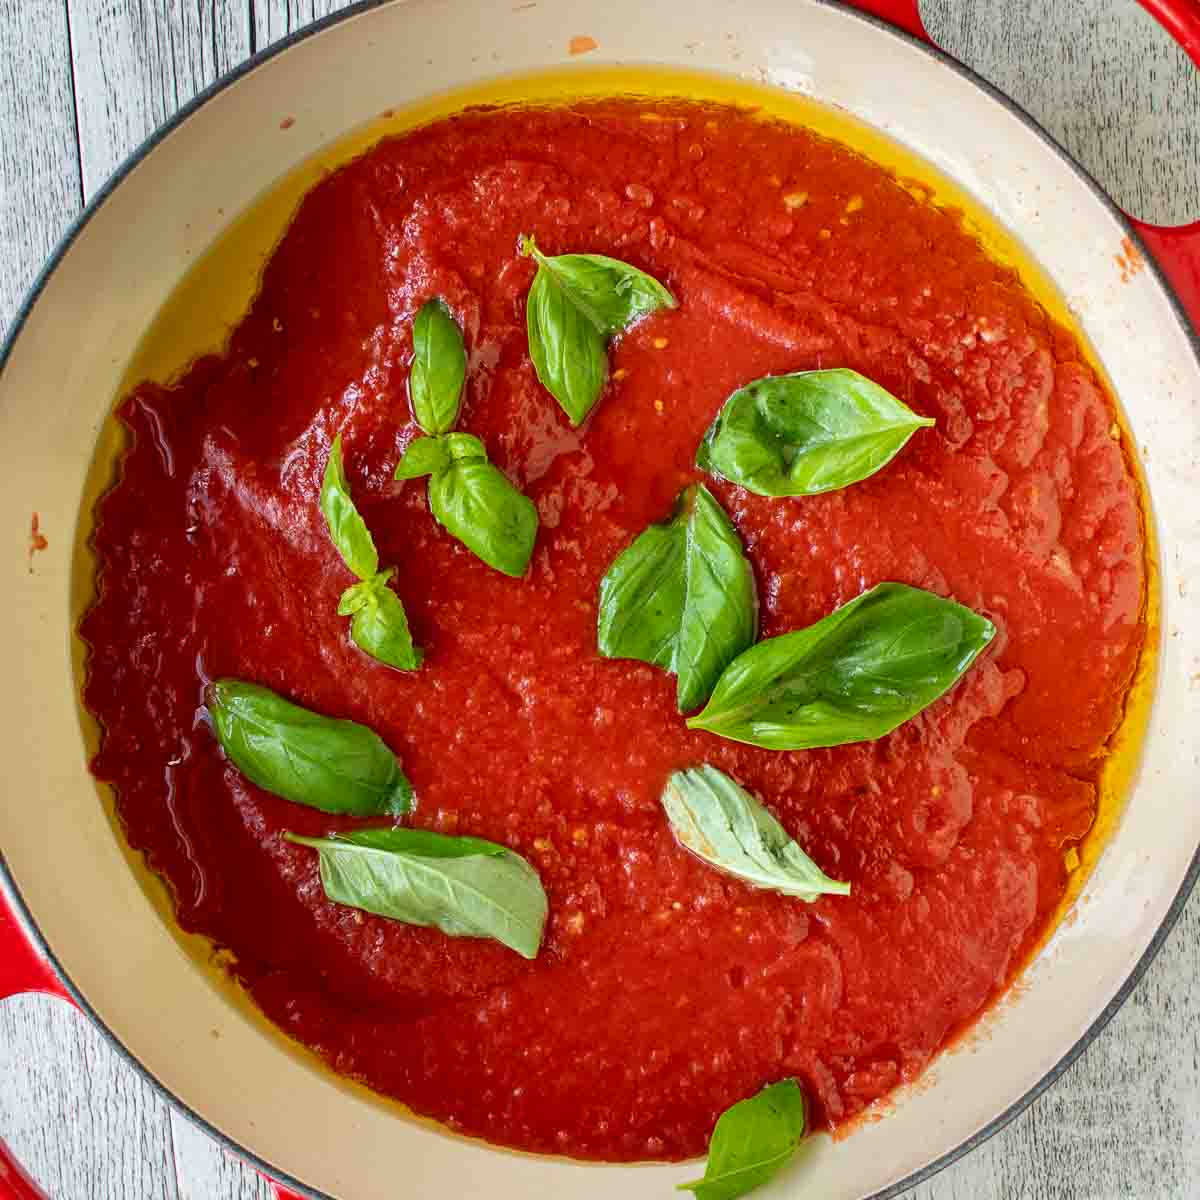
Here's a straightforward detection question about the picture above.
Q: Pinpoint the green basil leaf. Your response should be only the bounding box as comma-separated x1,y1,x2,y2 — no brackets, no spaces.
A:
315,827,505,859
687,582,995,750
320,434,379,580
394,435,452,481
680,1079,807,1200
323,442,421,671
340,569,423,671
662,766,849,901
429,458,539,578
522,234,675,425
410,298,467,435
394,431,488,481
208,680,412,816
598,484,757,712
337,578,375,616
525,264,609,425
441,431,488,462
697,369,936,497
523,238,677,334
284,827,548,959
394,433,537,577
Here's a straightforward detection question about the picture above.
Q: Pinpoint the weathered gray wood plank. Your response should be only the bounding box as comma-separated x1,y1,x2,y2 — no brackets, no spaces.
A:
923,0,1200,224
0,994,178,1200
915,892,1200,1200
67,0,251,199
0,0,82,337
253,0,355,49
169,1113,272,1200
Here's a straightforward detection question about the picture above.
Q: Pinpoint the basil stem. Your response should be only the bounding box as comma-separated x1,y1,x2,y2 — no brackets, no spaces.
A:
598,484,757,712
410,298,467,435
679,1079,807,1200
394,432,538,578
521,234,676,425
687,582,995,750
208,680,413,816
697,368,935,497
321,434,421,670
285,827,548,959
662,766,849,902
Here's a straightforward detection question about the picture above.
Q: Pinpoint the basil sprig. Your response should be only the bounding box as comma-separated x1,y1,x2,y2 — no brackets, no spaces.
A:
680,1079,807,1200
697,368,935,496
410,298,467,435
522,234,676,424
663,767,849,902
321,435,421,670
688,582,995,750
285,828,548,959
208,680,413,816
598,484,757,712
395,432,538,578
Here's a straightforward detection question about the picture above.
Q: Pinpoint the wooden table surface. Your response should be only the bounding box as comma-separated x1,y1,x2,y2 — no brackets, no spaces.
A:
1,2,1196,1197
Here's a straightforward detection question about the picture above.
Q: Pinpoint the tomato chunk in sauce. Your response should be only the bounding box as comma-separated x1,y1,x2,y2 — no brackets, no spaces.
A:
82,99,1145,1161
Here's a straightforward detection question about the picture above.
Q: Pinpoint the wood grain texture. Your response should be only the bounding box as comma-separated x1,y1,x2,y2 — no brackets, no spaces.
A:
169,1116,271,1200
0,1,1197,1197
67,0,250,197
0,0,82,338
0,995,177,1200
253,0,353,48
922,0,1200,224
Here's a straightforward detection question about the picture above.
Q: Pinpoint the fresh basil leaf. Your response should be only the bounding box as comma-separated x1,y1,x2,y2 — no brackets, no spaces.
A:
321,438,420,669
410,298,467,435
337,578,374,616
320,434,378,580
394,435,452,481
521,234,675,425
429,457,538,578
523,238,677,334
697,369,936,497
284,827,548,959
525,264,609,425
320,828,506,858
337,568,422,671
680,1079,807,1200
208,680,412,816
441,431,487,462
662,766,849,902
394,432,538,577
393,431,488,482
687,582,995,750
598,484,757,712
350,586,422,672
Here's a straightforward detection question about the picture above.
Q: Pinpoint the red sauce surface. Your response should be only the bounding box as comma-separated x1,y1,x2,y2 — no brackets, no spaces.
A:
82,99,1145,1161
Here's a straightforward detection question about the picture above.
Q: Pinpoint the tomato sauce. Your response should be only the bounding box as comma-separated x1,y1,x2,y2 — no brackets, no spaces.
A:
81,98,1145,1160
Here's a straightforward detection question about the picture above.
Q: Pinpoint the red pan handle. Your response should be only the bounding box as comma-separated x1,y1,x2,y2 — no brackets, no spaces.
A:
0,892,71,1199
0,893,308,1197
839,0,927,38
0,892,71,1005
0,892,302,1198
0,1141,44,1200
839,0,1200,333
